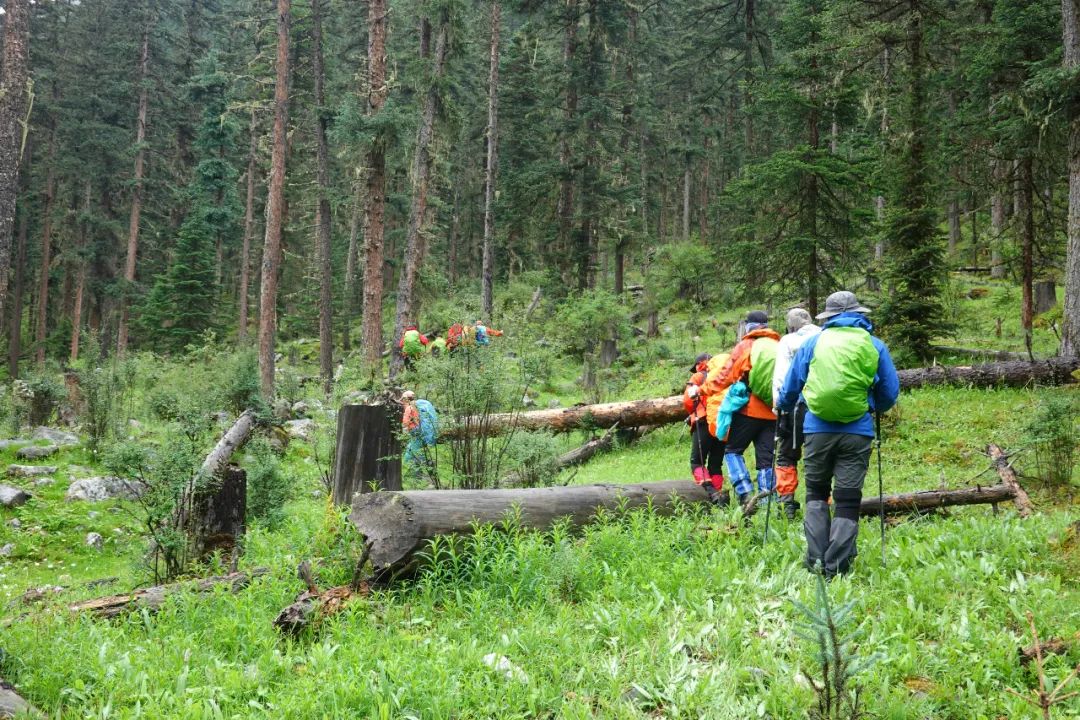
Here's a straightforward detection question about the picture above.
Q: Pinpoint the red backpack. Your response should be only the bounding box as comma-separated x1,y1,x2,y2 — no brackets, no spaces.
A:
446,323,464,350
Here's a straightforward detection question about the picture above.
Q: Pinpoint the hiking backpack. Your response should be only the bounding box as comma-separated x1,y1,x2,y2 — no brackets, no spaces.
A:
747,337,779,407
402,329,424,356
803,327,879,423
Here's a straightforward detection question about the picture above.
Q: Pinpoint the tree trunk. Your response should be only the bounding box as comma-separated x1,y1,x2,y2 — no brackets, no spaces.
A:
1019,156,1035,357
332,401,403,505
67,570,267,620
68,183,91,365
258,0,291,400
444,358,1080,438
189,464,247,561
342,185,362,351
389,13,449,380
312,0,333,394
1061,0,1080,357
7,202,27,378
991,160,1007,279
947,196,960,255
34,133,56,368
481,0,501,323
743,0,755,153
682,156,691,240
349,480,1020,580
0,0,31,328
360,0,390,373
238,108,258,345
557,2,578,280
1035,280,1057,315
117,27,151,359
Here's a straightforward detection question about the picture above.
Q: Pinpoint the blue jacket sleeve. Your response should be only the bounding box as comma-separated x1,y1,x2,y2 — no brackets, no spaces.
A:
777,339,815,411
871,339,900,413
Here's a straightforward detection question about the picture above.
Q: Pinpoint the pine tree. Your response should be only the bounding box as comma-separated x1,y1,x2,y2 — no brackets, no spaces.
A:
139,56,240,352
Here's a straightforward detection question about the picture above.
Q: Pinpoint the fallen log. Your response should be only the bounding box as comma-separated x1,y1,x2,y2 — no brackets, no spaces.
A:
987,444,1035,518
67,569,268,619
0,678,39,718
1019,636,1074,666
349,480,1020,579
443,358,1080,438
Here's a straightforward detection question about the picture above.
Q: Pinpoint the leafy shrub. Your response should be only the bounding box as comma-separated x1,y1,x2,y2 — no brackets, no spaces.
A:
221,349,263,415
648,241,721,309
1024,393,1079,486
244,436,291,527
501,431,561,488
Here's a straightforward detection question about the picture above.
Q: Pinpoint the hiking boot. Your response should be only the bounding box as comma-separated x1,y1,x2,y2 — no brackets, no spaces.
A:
780,493,800,520
704,486,730,509
736,492,752,510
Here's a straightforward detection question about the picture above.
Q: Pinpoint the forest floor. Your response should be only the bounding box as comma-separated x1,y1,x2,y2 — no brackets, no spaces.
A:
1,277,1079,719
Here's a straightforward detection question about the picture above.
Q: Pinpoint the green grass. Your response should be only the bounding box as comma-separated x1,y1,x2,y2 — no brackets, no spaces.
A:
1,288,1078,718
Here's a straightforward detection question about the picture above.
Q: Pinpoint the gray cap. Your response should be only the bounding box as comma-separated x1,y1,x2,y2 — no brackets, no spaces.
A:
786,308,813,331
816,291,871,320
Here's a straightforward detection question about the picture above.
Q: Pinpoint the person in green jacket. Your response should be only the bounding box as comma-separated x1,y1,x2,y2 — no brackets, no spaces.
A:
429,334,448,357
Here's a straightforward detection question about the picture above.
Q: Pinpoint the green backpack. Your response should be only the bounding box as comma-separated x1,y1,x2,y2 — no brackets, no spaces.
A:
402,329,424,356
747,337,778,407
803,327,879,423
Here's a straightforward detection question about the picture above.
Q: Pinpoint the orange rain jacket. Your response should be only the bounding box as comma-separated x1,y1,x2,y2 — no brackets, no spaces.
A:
701,328,781,422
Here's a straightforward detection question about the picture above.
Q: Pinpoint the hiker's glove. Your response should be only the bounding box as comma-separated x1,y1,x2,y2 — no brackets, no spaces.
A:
686,385,700,399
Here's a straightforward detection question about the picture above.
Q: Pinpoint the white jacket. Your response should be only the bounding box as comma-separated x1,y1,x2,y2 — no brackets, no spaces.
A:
772,323,822,405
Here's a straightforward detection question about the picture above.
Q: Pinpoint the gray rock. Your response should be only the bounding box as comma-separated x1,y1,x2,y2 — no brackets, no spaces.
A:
7,518,21,529
128,419,143,430
284,418,316,441
0,485,31,508
67,465,94,476
0,543,14,557
291,401,311,417
31,426,79,446
85,532,104,550
212,411,231,426
16,444,59,460
7,464,58,477
32,477,55,488
547,399,562,409
65,476,144,502
522,395,536,407
87,511,99,520
0,439,29,451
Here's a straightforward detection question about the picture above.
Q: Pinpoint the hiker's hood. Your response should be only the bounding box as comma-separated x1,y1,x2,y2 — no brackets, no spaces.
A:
822,313,873,332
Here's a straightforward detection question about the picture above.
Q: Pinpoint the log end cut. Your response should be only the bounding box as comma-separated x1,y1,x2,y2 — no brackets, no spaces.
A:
347,492,421,576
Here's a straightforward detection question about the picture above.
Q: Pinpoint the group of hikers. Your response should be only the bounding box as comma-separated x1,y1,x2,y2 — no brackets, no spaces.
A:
683,290,900,578
398,320,504,368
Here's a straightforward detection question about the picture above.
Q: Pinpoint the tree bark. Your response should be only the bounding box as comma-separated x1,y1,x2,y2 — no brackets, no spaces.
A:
332,401,403,505
1019,156,1035,358
360,0,390,373
557,2,578,281
258,0,291,399
238,108,258,346
1061,0,1080,357
67,570,267,620
189,464,247,561
991,160,1007,279
349,480,1020,579
0,0,31,328
312,0,334,394
1035,280,1057,315
987,443,1034,518
34,131,56,368
7,200,27,378
342,184,362,351
682,156,691,240
69,183,91,365
444,358,1080,437
481,1,501,323
947,196,961,255
117,27,151,359
389,13,449,380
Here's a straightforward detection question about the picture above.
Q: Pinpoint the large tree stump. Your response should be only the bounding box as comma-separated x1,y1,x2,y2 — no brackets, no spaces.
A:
1034,279,1057,314
332,402,403,504
190,464,246,561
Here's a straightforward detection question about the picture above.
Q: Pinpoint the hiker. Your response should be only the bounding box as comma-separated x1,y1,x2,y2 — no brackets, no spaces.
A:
429,333,448,357
684,353,728,506
771,308,822,520
401,390,439,482
702,310,780,508
446,322,465,352
399,324,429,369
475,320,504,346
777,291,900,579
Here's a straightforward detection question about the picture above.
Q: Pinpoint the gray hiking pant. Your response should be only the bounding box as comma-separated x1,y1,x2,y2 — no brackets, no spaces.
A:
802,432,873,578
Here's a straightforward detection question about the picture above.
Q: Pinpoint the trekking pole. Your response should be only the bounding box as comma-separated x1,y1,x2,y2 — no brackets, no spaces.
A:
763,413,781,546
875,409,886,567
